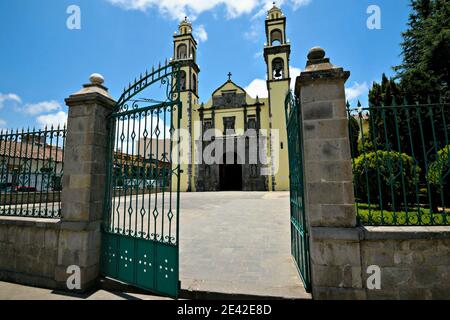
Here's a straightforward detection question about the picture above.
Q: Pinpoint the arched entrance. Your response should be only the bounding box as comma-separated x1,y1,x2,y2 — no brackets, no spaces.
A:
219,153,243,191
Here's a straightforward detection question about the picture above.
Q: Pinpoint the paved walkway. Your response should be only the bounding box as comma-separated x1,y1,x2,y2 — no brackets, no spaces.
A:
179,192,310,299
0,281,170,300
0,192,310,300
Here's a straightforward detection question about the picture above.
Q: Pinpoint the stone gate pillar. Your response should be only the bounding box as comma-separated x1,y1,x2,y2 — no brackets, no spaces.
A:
55,74,116,291
295,47,366,299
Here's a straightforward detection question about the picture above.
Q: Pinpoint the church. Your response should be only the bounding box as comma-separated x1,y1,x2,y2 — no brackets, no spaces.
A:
173,4,291,192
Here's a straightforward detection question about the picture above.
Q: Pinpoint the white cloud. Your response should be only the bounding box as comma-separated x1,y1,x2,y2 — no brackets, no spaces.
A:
289,66,301,91
194,25,208,42
253,51,263,59
0,93,22,109
245,79,268,98
36,111,68,128
245,66,301,98
291,0,311,10
345,82,369,102
22,100,62,115
0,118,6,127
244,22,261,42
106,0,312,20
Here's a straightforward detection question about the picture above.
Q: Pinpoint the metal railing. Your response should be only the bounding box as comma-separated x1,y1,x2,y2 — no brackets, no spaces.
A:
0,126,66,218
347,100,449,226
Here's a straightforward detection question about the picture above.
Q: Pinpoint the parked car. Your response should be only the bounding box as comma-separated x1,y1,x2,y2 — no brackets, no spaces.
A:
14,186,37,193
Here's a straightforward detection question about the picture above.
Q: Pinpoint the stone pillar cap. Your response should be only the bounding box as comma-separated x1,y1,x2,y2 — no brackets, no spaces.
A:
305,46,336,71
307,46,326,61
66,73,114,104
295,46,350,96
89,73,105,85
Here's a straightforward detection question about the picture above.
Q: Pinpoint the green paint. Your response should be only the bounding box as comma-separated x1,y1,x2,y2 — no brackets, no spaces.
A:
285,91,311,293
101,63,182,298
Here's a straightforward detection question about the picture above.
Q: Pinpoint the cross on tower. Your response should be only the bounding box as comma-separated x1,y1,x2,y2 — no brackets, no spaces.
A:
227,72,232,81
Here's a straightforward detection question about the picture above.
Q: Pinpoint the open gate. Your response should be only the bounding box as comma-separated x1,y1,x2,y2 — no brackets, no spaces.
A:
101,62,182,298
285,91,311,292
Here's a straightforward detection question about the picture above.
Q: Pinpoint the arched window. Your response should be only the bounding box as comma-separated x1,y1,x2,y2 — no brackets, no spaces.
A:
272,58,284,80
177,44,187,59
192,74,197,94
180,71,187,91
191,47,196,61
270,29,283,46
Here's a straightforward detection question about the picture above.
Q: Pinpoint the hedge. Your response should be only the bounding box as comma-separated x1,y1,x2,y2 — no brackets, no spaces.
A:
353,150,421,209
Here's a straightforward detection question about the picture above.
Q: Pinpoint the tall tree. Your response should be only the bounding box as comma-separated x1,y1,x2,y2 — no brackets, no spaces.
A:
394,0,450,102
366,0,449,163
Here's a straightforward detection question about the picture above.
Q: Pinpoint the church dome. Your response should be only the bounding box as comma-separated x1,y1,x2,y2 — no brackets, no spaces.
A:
178,16,192,35
267,2,284,20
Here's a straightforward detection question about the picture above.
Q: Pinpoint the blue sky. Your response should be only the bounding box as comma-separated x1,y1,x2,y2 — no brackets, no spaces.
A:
0,0,411,129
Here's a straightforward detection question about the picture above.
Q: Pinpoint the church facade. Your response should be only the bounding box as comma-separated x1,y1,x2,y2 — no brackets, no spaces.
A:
173,5,291,192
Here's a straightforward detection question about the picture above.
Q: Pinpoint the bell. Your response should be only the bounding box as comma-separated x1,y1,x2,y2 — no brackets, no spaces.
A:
274,69,282,78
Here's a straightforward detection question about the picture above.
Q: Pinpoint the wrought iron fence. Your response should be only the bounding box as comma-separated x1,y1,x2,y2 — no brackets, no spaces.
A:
285,91,311,292
0,126,66,218
347,100,450,226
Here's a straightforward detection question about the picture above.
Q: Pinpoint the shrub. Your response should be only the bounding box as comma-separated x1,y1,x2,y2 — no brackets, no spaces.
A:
349,116,360,158
427,145,450,207
358,132,375,155
353,150,420,209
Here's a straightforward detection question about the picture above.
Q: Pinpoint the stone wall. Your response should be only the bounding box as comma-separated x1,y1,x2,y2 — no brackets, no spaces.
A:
296,47,450,300
0,216,60,289
360,226,450,300
0,74,115,293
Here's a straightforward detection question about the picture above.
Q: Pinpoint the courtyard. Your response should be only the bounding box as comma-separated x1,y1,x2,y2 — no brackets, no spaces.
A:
178,192,310,299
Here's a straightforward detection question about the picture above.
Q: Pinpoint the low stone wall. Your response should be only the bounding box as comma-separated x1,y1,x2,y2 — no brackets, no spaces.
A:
310,226,450,299
0,216,60,289
361,226,450,300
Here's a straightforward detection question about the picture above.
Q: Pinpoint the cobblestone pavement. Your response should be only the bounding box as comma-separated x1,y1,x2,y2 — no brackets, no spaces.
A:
179,192,311,299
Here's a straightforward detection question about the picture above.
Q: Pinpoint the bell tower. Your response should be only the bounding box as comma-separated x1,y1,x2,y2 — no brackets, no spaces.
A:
264,3,291,191
173,17,200,192
173,17,200,97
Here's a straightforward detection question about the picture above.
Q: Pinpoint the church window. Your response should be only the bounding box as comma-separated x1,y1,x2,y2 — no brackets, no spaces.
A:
203,119,213,132
180,71,187,91
247,116,257,130
223,117,236,135
270,29,283,46
272,58,284,80
192,74,197,94
177,44,187,59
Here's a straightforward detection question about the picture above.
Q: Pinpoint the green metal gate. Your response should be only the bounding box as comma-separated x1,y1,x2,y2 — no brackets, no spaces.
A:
101,62,182,298
285,91,311,292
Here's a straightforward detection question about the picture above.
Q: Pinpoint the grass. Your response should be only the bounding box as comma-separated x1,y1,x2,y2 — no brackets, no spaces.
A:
356,203,449,226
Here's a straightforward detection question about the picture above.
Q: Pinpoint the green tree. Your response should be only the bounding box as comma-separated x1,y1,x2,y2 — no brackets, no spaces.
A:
367,0,449,171
394,0,450,102
349,115,360,158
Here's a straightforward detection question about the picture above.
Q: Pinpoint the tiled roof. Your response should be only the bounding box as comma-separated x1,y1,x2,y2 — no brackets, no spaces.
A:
0,140,64,163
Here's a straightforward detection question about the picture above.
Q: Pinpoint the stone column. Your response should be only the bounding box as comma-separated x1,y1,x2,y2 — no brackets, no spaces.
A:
295,47,365,299
55,74,116,291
